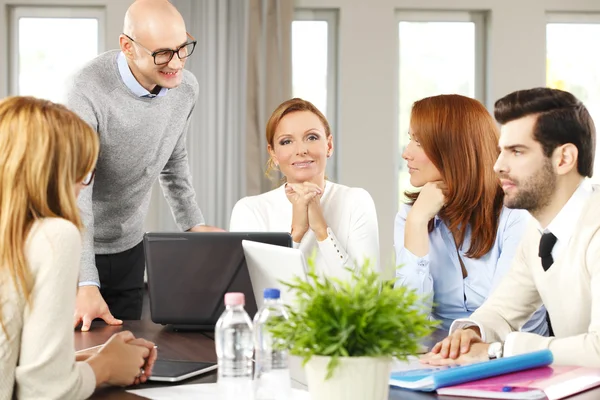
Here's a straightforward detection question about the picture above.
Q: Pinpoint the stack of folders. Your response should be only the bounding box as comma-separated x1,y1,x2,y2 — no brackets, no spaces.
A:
437,365,600,400
389,350,552,392
390,350,600,399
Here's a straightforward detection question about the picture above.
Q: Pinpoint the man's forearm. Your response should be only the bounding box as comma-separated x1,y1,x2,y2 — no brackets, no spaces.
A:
77,185,100,284
158,167,205,231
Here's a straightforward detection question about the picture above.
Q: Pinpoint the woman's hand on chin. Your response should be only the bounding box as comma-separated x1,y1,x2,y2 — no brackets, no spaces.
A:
285,182,321,206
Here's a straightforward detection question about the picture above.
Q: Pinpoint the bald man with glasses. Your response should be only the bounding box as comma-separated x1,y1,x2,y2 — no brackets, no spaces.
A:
67,0,223,332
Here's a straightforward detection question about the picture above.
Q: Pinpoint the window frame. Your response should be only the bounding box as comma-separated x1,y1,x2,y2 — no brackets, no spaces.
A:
293,8,339,181
8,6,106,97
547,12,600,24
396,10,487,108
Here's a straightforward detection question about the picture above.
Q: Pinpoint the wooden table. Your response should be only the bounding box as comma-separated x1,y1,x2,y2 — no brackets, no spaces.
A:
76,320,600,399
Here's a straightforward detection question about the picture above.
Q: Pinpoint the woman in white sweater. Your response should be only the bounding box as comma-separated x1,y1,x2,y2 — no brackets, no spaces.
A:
230,98,380,279
0,97,157,400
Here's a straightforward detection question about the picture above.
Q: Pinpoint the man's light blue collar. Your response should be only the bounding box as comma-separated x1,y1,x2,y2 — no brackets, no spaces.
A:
117,52,168,98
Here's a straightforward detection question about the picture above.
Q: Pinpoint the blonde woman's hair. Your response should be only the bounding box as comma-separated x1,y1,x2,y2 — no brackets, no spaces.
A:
0,96,99,337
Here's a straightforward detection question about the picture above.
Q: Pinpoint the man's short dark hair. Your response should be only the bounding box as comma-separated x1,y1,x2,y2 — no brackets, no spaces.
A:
494,87,595,177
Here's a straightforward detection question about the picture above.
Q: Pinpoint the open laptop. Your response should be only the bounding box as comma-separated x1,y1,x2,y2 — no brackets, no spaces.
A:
144,232,291,329
241,240,308,309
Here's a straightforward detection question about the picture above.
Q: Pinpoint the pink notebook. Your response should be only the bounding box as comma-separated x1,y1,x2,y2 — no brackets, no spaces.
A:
436,365,600,400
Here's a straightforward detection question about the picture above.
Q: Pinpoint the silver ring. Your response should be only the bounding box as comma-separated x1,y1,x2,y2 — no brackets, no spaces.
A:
138,367,145,378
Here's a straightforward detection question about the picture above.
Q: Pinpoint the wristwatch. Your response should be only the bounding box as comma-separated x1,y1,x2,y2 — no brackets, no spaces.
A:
487,342,503,359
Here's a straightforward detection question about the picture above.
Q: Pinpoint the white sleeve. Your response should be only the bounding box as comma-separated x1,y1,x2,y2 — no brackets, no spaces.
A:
15,219,96,400
229,199,264,232
449,319,489,342
316,188,380,278
446,231,543,350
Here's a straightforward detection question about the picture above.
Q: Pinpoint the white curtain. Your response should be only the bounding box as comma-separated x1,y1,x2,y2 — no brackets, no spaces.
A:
246,0,293,195
145,0,292,232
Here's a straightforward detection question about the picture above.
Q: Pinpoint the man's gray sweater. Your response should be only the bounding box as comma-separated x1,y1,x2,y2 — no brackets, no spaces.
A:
67,50,204,284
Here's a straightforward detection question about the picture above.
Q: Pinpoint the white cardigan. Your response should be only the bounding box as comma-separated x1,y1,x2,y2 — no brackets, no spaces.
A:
230,181,380,279
0,218,95,400
451,186,600,366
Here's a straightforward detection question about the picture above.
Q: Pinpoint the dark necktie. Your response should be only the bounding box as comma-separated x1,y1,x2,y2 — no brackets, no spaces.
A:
539,232,558,271
538,232,558,336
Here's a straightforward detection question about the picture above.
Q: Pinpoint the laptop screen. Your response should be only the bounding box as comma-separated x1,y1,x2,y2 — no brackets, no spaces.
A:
144,232,291,329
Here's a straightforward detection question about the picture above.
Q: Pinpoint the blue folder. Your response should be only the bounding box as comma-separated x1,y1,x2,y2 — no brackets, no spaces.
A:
389,349,553,392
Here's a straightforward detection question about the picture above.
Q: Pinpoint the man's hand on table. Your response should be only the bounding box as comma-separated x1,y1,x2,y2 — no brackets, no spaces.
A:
74,285,122,331
420,327,490,365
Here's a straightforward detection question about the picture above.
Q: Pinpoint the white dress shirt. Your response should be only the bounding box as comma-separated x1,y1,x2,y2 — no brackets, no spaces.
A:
539,180,593,261
229,181,380,280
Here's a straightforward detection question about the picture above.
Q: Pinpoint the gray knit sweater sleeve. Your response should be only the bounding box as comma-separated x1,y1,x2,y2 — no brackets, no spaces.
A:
158,97,205,231
67,85,100,284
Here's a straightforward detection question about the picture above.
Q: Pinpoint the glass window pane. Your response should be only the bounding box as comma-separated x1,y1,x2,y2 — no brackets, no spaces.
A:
547,23,600,183
398,21,476,202
18,17,99,103
292,20,328,117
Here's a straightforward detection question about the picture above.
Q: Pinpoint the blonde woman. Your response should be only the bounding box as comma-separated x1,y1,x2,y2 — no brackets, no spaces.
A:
230,98,380,279
0,97,157,399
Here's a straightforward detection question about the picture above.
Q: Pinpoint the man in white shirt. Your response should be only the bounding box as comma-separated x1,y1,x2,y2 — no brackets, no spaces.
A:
421,87,600,367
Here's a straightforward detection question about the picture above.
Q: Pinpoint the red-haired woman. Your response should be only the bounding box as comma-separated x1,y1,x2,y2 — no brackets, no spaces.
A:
394,94,547,335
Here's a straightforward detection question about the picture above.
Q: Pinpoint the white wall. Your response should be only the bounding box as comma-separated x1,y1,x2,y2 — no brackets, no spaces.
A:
296,0,600,271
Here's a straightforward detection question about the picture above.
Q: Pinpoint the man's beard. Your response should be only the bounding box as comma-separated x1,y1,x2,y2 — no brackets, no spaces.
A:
501,158,556,214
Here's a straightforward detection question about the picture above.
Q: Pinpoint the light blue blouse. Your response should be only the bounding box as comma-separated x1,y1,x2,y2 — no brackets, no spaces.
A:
394,204,548,334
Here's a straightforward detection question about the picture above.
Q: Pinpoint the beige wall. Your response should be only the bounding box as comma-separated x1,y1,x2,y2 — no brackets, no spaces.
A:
296,0,600,275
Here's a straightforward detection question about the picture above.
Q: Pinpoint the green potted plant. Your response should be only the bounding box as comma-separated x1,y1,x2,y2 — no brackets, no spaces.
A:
267,260,437,400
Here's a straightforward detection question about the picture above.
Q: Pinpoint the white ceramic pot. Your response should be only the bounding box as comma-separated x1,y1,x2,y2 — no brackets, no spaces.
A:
304,356,392,400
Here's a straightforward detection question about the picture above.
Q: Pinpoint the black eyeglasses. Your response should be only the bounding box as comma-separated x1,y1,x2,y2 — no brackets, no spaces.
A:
82,169,95,186
123,33,197,65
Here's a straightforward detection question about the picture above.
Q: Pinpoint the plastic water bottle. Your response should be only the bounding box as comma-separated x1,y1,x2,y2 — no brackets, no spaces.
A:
253,288,291,400
215,292,254,400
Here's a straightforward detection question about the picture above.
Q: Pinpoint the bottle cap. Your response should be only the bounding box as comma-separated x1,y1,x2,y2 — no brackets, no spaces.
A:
263,288,281,299
224,292,245,306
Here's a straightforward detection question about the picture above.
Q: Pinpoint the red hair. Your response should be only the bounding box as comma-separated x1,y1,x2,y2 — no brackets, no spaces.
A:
406,94,504,258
